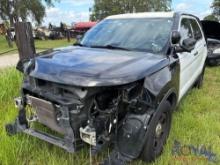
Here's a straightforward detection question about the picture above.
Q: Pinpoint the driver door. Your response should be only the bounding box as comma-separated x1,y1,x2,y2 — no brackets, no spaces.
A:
178,17,198,100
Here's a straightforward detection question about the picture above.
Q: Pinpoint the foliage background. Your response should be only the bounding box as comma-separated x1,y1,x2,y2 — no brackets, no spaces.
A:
90,0,172,21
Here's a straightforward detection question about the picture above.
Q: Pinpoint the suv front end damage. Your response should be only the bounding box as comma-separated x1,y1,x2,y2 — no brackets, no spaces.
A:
5,42,177,164
7,12,194,164
6,75,155,161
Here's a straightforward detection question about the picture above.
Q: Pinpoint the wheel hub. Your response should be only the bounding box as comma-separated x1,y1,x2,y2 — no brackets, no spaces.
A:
155,123,163,137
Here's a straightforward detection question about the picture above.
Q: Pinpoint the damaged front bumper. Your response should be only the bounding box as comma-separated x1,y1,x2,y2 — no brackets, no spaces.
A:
5,77,156,165
6,96,83,153
80,125,96,146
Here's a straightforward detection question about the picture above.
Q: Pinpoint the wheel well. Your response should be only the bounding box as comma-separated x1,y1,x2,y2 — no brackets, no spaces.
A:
166,93,177,110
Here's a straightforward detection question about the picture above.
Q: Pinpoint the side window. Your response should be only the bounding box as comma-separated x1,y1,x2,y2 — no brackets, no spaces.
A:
180,18,193,42
190,19,202,41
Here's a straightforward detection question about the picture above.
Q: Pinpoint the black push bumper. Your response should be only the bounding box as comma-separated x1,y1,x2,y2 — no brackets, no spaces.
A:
5,119,78,152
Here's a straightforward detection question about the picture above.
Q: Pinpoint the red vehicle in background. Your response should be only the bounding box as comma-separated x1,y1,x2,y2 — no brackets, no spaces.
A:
73,21,97,36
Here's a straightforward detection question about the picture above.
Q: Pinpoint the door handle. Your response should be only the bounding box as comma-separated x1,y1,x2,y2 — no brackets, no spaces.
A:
194,51,198,56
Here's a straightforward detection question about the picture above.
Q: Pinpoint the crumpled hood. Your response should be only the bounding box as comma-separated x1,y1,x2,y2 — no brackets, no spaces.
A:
29,46,169,87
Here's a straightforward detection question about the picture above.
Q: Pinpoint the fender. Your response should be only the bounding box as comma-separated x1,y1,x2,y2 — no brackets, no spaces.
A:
143,61,179,108
110,63,180,161
110,87,177,163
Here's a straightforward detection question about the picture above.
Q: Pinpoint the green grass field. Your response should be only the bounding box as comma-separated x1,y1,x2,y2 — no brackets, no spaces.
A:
0,67,219,165
0,35,74,55
0,36,17,54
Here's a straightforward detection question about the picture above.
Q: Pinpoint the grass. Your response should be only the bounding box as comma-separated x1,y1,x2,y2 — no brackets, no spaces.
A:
0,35,74,55
0,67,219,165
0,36,17,54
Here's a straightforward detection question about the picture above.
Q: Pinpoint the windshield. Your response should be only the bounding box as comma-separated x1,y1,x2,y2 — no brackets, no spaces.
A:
81,18,173,53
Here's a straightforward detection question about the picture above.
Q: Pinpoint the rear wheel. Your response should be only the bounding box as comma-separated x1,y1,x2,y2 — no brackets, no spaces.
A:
141,101,172,162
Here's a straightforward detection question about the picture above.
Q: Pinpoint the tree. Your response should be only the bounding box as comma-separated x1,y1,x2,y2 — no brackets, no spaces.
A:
0,0,58,47
204,14,218,21
60,22,67,32
90,0,172,21
0,0,58,26
49,22,53,30
211,0,220,20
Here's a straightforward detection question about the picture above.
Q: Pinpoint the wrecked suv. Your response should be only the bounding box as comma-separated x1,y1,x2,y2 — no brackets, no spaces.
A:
6,12,207,164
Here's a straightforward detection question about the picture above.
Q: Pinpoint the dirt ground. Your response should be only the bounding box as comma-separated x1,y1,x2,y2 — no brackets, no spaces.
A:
0,54,18,68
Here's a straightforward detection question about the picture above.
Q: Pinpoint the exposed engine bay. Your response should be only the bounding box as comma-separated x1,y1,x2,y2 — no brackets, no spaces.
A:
207,39,220,52
201,20,220,66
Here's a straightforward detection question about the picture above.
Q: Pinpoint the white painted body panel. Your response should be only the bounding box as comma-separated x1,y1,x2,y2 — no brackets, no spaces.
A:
106,12,175,19
177,16,207,101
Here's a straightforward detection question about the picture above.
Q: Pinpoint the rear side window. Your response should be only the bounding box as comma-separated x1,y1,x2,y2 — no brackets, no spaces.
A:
180,18,193,42
190,19,202,41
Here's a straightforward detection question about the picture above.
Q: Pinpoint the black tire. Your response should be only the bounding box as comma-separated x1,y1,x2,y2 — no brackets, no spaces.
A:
194,66,205,89
141,101,172,162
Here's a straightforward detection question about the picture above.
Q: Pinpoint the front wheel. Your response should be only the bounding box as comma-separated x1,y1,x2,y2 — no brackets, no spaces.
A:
141,101,172,162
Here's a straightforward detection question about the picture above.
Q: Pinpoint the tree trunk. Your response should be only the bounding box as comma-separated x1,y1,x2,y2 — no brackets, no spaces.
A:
5,29,13,48
15,22,36,60
67,30,71,42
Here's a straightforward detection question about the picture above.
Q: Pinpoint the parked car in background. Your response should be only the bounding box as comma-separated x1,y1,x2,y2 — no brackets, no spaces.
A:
34,27,51,40
202,20,220,66
6,12,208,165
49,31,64,40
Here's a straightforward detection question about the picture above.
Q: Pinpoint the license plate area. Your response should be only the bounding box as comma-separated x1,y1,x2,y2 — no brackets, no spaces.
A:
80,126,96,146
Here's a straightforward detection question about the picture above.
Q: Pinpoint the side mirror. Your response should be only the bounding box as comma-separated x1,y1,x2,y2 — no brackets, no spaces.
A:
181,38,196,52
171,31,181,45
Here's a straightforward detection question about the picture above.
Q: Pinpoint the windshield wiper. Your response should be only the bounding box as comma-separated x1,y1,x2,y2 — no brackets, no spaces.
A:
90,44,131,51
73,43,86,47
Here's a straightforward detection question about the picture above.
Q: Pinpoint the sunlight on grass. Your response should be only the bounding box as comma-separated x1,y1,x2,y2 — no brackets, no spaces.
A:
0,35,75,55
0,67,219,165
0,36,17,54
